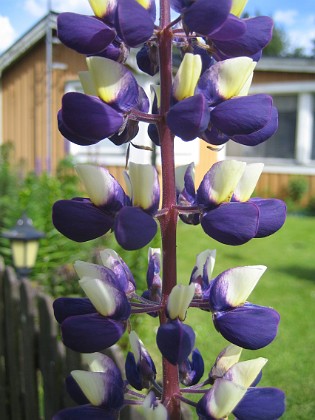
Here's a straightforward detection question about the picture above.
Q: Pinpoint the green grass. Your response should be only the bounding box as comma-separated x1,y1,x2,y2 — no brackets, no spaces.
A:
134,215,315,419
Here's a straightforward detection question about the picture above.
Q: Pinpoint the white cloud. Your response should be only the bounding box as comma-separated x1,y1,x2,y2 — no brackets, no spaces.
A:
287,27,315,54
0,16,17,53
23,0,91,17
274,9,298,26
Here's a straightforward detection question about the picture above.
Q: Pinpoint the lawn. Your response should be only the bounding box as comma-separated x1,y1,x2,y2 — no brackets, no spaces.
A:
134,215,315,419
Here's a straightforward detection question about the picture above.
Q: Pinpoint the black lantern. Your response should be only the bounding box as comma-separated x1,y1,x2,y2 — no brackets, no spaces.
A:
2,213,45,277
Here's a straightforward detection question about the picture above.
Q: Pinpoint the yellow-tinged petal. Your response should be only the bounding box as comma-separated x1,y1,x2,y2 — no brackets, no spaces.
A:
79,276,116,316
173,53,202,101
209,160,246,203
86,56,126,104
217,57,256,99
71,370,106,406
89,0,116,18
226,357,268,388
82,353,108,372
150,84,161,109
194,249,216,280
210,344,243,379
75,164,115,207
167,284,195,321
136,0,151,9
79,71,98,96
128,162,157,209
209,378,247,418
224,265,267,307
230,0,248,17
233,163,264,202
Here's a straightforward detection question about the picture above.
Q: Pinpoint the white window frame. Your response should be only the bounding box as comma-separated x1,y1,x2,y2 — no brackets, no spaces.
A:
223,81,315,176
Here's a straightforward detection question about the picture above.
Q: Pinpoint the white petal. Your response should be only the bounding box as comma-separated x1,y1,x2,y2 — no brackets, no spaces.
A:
210,344,242,379
225,357,268,388
208,378,247,418
79,276,116,316
233,163,264,202
75,164,115,206
99,249,120,269
71,370,106,406
74,260,103,280
194,249,216,281
128,162,159,210
129,330,141,363
173,53,202,101
167,284,195,321
82,353,108,373
79,71,97,95
223,265,267,307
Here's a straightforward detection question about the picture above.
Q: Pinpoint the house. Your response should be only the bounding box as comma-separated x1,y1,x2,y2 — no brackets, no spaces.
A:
1,11,315,202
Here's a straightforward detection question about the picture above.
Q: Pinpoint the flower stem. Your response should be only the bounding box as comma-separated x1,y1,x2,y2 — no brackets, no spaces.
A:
158,0,181,418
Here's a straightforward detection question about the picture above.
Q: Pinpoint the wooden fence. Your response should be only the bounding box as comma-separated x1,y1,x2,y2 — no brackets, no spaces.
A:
0,260,84,419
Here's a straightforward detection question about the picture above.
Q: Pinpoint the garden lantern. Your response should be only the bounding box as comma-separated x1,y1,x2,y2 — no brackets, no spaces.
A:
2,213,45,278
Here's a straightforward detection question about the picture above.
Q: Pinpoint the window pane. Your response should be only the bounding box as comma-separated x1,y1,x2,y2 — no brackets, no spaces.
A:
226,95,297,160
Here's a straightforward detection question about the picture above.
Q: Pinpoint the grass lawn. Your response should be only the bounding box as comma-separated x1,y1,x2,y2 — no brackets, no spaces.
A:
134,215,315,419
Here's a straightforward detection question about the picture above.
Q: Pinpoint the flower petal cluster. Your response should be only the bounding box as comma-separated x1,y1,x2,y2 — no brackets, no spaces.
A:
53,163,159,250
179,348,204,386
197,345,285,419
58,57,149,146
125,331,157,390
167,55,277,145
142,247,162,316
53,352,124,419
177,160,286,245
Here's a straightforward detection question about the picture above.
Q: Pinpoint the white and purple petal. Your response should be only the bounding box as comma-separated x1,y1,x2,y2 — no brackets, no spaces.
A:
60,92,124,141
52,198,115,242
87,57,139,112
190,249,216,296
233,163,264,202
167,94,210,141
209,344,242,380
223,357,268,389
57,13,115,55
61,313,126,353
233,387,286,420
156,320,195,365
213,303,280,349
251,198,287,238
114,206,157,250
209,265,267,311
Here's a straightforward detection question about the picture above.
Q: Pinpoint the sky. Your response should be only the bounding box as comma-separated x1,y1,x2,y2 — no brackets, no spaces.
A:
0,0,314,55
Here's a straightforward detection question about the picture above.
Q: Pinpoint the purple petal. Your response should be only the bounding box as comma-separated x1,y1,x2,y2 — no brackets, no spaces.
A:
210,14,246,41
233,387,286,420
115,0,154,47
167,94,210,141
52,198,114,242
58,110,102,146
211,94,273,136
156,321,195,365
201,202,259,246
60,93,123,141
65,375,90,405
61,313,126,352
183,0,232,36
53,297,96,324
200,125,230,145
114,207,157,250
109,120,139,145
125,352,143,390
213,303,280,350
53,405,118,420
232,106,278,146
179,348,204,386
136,44,159,76
214,16,274,58
57,13,115,55
250,198,287,238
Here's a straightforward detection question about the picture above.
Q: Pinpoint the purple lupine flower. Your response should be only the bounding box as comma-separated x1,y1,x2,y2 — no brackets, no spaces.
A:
125,331,157,390
167,55,278,146
208,265,280,349
58,57,149,146
66,355,124,409
197,356,268,419
141,248,162,316
189,249,216,297
179,348,204,386
156,320,195,365
176,160,286,245
53,163,160,250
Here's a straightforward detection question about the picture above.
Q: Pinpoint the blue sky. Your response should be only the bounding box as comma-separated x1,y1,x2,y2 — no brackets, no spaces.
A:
0,0,314,54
